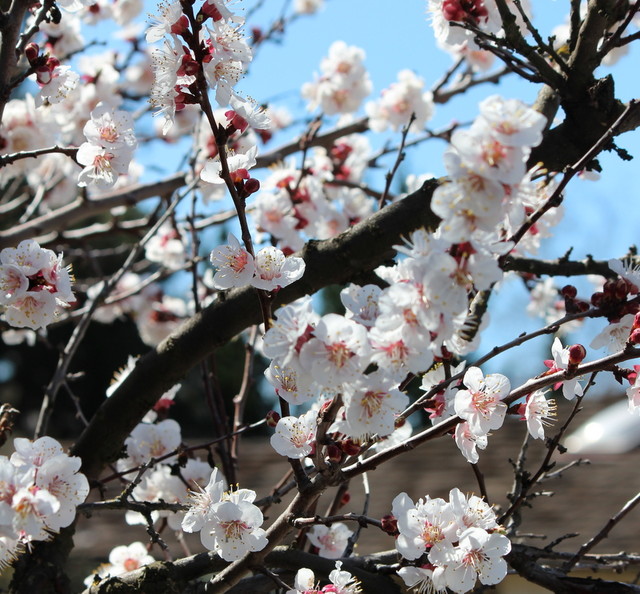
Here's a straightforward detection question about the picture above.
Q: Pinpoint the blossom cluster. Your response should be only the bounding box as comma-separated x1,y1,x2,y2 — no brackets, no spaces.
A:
146,0,253,133
77,102,138,189
287,561,361,594
0,437,89,567
181,468,267,561
0,239,75,330
209,233,306,291
432,94,550,253
302,41,372,115
392,488,511,594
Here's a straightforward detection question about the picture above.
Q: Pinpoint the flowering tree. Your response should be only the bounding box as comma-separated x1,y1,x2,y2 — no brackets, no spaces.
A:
1,0,640,592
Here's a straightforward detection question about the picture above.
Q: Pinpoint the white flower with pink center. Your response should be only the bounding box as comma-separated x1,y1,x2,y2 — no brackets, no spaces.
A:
428,527,511,593
544,337,584,400
306,522,353,559
145,221,187,271
251,246,306,291
262,296,319,367
451,123,528,185
454,421,488,464
334,372,408,439
270,410,317,459
120,419,182,472
77,144,133,189
299,313,371,388
478,95,547,148
0,240,75,330
201,145,257,186
182,467,226,534
201,489,268,561
521,390,556,439
366,69,434,133
209,233,256,290
448,488,499,535
392,492,457,561
454,367,510,436
627,373,640,415
340,283,381,327
398,565,447,594
82,102,137,151
264,359,318,405
33,64,79,107
301,41,372,115
108,541,155,574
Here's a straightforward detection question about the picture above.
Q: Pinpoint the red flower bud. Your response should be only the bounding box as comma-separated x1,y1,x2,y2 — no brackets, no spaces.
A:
338,439,361,457
381,514,398,535
326,444,342,463
568,344,586,366
25,43,39,64
561,284,577,299
265,410,280,427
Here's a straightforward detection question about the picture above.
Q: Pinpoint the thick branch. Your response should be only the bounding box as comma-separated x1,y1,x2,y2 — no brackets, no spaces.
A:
71,179,441,480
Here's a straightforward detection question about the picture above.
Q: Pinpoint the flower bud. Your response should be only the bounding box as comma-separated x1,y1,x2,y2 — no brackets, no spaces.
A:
338,439,360,457
568,344,586,367
630,328,640,345
381,514,398,535
561,284,577,299
25,43,39,64
326,444,342,463
265,410,280,427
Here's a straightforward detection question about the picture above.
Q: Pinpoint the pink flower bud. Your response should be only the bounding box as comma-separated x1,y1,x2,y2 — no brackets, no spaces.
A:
25,43,39,64
568,344,586,366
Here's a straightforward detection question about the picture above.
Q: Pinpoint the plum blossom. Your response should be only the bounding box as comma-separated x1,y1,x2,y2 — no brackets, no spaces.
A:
454,421,487,464
543,337,584,400
454,367,511,436
145,221,187,270
306,522,353,558
0,437,89,549
270,410,317,458
397,565,447,594
478,95,546,147
32,63,79,107
299,313,371,388
302,41,372,114
392,492,457,560
590,313,635,353
428,527,511,593
0,239,75,330
209,233,256,289
626,372,640,415
182,467,226,533
201,145,257,185
199,488,268,561
287,561,361,594
77,103,137,189
264,360,319,405
520,390,556,439
119,419,182,473
84,542,155,586
366,69,434,133
251,246,306,291
340,283,381,327
333,372,408,439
